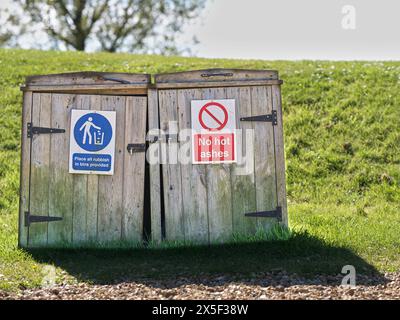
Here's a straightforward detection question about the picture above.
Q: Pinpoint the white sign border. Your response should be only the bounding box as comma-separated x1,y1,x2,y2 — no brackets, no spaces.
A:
191,99,237,165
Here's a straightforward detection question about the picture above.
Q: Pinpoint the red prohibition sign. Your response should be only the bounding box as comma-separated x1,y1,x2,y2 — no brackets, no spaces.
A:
198,101,228,131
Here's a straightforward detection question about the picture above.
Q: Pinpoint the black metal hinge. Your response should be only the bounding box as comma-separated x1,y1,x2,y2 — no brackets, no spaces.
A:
127,143,146,154
240,110,277,125
245,206,282,220
24,211,62,227
27,122,65,138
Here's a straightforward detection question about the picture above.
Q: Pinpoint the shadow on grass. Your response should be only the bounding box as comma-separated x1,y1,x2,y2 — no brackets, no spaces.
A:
26,232,387,287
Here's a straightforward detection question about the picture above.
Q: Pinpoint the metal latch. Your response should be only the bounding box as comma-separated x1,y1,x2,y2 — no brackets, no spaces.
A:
201,72,234,78
245,206,282,220
24,211,62,227
240,110,277,125
146,134,178,143
27,122,65,138
127,143,146,154
100,76,132,84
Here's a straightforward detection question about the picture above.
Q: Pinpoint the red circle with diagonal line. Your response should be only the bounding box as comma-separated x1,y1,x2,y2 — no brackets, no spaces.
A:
199,102,228,131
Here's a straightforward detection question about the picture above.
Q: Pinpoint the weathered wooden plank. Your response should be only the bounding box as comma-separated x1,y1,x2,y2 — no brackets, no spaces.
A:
122,96,147,243
86,95,101,242
226,86,257,236
22,85,148,96
158,90,184,241
202,88,233,243
28,93,51,247
18,91,32,248
26,72,150,86
147,89,162,243
97,96,125,243
155,69,279,84
177,89,208,243
72,95,91,244
251,86,277,231
155,80,283,90
272,84,288,226
47,94,74,246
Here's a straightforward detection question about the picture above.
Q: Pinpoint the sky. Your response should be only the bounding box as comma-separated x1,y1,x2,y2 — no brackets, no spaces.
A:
1,0,400,60
183,0,400,60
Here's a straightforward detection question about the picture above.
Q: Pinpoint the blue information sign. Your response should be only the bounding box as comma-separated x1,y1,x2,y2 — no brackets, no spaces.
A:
69,110,116,175
73,113,113,152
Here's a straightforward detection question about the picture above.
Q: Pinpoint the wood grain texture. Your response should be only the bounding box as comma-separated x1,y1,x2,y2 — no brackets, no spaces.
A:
158,90,184,241
122,96,147,242
47,94,74,245
202,88,233,243
177,89,208,243
26,72,150,86
251,86,277,230
26,92,149,247
227,87,257,235
155,69,279,84
155,80,283,90
29,93,51,247
272,85,288,226
23,72,150,95
21,85,148,96
18,91,32,248
86,95,102,242
72,95,90,243
148,89,162,242
97,96,125,242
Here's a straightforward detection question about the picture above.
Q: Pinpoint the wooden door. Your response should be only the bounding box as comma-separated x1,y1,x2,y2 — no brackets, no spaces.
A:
153,69,287,244
23,93,147,247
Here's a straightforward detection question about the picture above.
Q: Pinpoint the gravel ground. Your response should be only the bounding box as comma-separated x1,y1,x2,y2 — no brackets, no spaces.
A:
1,272,399,300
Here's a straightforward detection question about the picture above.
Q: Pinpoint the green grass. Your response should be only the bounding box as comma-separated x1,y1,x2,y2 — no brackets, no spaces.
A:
0,49,399,291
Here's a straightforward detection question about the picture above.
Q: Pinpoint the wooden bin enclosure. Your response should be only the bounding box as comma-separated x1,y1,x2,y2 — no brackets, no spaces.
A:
19,72,149,247
150,69,287,244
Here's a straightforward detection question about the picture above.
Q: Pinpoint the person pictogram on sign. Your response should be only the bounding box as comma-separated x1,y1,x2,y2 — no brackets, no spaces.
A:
79,117,102,145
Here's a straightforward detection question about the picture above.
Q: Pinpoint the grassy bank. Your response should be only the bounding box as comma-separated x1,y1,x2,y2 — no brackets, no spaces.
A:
0,49,399,291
